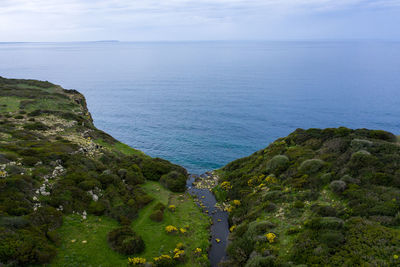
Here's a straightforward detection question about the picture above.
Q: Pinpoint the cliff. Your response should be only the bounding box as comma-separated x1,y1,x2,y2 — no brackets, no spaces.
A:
0,77,204,266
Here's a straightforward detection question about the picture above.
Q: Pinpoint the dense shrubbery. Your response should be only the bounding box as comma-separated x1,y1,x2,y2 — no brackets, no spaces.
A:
219,127,400,266
107,227,145,255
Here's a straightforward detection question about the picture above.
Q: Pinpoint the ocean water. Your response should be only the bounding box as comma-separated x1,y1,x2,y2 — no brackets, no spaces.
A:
0,41,399,173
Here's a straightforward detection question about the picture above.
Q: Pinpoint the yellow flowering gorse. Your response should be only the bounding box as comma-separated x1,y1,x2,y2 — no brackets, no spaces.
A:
165,225,178,233
265,232,277,243
128,257,146,266
220,181,232,190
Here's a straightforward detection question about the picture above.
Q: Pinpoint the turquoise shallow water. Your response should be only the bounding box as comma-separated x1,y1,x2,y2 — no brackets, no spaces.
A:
0,41,399,173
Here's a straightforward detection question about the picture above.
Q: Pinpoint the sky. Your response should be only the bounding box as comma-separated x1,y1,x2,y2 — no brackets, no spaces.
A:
0,0,400,42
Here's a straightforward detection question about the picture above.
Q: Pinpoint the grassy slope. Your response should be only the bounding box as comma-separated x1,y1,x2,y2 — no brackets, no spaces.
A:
132,182,210,266
48,215,125,267
51,182,210,267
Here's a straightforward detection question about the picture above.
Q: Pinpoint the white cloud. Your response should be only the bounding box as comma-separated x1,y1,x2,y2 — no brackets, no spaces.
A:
0,0,399,41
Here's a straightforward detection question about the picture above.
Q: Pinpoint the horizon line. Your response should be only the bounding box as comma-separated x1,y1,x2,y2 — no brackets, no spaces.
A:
1,38,400,44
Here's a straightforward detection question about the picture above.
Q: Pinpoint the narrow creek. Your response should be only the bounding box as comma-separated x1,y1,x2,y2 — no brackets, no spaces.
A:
187,173,230,267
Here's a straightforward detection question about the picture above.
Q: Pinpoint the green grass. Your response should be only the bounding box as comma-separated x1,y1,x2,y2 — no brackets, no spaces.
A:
132,182,210,266
0,96,22,113
95,139,149,158
50,215,126,267
51,182,210,267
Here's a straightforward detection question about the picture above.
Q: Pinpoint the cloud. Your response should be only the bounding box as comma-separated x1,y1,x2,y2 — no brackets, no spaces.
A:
0,0,399,41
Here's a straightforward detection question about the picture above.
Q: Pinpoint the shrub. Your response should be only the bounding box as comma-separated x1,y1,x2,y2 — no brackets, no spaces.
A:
21,156,39,166
23,122,49,131
330,180,347,194
125,165,145,185
150,210,164,222
78,179,101,190
107,227,145,255
341,175,360,185
245,255,275,267
153,254,174,267
299,159,325,175
160,171,187,192
368,130,397,142
29,206,63,231
99,170,118,185
311,204,337,217
319,230,344,247
88,201,106,215
266,155,289,174
141,158,172,181
306,217,344,230
0,216,30,229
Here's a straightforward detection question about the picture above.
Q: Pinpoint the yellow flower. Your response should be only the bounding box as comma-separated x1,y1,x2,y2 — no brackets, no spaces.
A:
215,238,221,243
154,255,171,262
194,247,202,254
394,254,399,260
265,175,278,184
233,200,241,206
176,242,184,249
224,205,233,212
265,232,276,243
180,228,187,234
220,181,232,190
165,225,178,233
229,225,236,232
128,257,146,266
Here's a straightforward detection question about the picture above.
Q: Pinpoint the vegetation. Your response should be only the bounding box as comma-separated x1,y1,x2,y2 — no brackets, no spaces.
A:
130,182,210,266
0,77,195,266
218,127,400,266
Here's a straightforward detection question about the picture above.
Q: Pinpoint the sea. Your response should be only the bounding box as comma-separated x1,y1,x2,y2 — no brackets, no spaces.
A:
0,41,399,173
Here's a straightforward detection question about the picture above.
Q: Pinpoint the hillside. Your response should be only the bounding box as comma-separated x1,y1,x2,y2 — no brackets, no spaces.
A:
0,77,209,266
216,127,400,266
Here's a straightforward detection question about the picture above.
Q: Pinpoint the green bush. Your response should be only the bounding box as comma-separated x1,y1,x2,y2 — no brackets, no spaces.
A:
141,158,173,181
150,210,164,222
319,230,344,247
78,179,101,190
88,201,106,215
29,206,63,231
266,155,289,174
107,227,145,255
330,180,347,194
299,159,325,175
23,122,49,131
160,171,187,192
245,255,275,267
305,217,344,230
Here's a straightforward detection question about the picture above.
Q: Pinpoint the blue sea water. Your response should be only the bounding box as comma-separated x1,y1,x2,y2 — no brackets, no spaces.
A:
0,41,399,173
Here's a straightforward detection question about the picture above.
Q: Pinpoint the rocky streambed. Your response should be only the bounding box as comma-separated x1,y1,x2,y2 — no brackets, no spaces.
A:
187,172,230,267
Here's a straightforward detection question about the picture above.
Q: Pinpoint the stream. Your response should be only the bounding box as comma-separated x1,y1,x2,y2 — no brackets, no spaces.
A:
187,174,230,267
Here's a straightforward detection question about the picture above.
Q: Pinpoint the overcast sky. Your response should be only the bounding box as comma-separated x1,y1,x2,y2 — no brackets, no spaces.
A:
1,0,400,42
